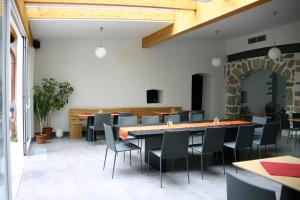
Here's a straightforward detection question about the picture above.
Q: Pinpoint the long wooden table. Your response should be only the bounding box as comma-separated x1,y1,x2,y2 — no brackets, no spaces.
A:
233,156,300,192
119,120,257,171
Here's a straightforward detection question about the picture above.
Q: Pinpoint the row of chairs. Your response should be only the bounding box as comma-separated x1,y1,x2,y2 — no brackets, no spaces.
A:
88,113,204,142
103,122,279,187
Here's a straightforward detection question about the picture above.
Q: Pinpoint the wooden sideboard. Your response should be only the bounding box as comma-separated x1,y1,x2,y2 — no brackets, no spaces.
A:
69,106,182,139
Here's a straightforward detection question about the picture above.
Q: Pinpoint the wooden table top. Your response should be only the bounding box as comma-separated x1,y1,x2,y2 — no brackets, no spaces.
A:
78,113,118,117
233,156,300,192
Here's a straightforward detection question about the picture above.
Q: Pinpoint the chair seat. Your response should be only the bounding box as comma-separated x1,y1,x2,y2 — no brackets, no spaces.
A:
149,149,162,157
224,141,236,149
116,142,140,152
253,138,261,145
190,144,203,153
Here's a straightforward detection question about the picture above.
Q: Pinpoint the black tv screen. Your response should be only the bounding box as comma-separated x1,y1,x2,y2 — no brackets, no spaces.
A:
147,90,159,103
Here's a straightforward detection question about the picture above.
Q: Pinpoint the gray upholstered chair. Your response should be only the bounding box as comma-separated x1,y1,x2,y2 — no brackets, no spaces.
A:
253,123,279,158
118,116,137,126
177,111,190,122
116,112,133,124
142,116,160,125
226,172,276,200
164,114,180,123
252,116,268,139
190,127,225,179
190,113,205,146
224,125,254,172
103,124,142,178
88,113,111,141
190,113,204,122
147,130,190,188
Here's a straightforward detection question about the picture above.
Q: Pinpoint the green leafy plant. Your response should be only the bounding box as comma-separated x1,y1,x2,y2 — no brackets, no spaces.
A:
34,78,74,132
33,85,51,134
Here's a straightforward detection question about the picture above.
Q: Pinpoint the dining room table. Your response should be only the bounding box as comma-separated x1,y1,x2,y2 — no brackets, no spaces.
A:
233,155,300,200
119,120,259,171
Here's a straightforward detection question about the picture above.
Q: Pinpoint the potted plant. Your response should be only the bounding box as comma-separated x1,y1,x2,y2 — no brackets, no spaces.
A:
39,78,74,138
41,78,58,139
33,85,51,144
51,80,74,138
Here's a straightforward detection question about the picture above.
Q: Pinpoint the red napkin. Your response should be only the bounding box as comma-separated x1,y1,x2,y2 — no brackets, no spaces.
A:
82,112,92,115
260,161,300,177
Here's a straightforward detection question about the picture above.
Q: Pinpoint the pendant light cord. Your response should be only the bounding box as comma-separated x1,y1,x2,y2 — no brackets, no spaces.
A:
273,10,277,46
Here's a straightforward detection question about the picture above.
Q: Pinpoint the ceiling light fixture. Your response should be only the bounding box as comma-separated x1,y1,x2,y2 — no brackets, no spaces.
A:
212,30,222,68
268,10,281,60
95,27,107,59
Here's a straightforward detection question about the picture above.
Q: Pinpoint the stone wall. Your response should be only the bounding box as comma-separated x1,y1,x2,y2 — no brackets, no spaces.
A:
225,53,300,119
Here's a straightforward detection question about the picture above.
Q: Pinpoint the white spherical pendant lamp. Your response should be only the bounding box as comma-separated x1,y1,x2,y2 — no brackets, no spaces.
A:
95,46,107,59
268,47,281,60
212,57,222,68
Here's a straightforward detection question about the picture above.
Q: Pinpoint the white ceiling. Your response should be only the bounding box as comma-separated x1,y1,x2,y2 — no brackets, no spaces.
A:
30,20,171,39
29,0,300,40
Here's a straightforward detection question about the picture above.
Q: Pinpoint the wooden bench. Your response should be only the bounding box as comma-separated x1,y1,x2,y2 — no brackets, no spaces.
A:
69,106,182,138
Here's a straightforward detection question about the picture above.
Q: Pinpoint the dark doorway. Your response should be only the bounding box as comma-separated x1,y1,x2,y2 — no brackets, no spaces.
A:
192,74,203,110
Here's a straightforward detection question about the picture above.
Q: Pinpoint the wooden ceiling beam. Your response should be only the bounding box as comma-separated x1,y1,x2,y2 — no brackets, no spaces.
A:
26,7,175,21
24,0,197,10
142,0,271,48
16,0,33,46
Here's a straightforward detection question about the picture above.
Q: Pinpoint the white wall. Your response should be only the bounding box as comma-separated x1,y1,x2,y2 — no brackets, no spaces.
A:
34,38,226,131
226,21,300,55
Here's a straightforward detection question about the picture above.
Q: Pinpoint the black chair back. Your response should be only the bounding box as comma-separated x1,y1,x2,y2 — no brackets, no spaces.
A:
118,116,137,126
202,127,225,153
164,115,180,123
142,116,159,125
226,172,276,200
190,113,204,122
161,130,189,159
177,111,189,122
94,113,111,131
280,113,290,130
260,123,279,145
104,124,116,152
292,113,300,128
235,125,254,149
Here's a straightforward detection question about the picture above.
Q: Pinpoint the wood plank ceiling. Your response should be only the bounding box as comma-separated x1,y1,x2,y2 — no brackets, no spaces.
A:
15,0,270,47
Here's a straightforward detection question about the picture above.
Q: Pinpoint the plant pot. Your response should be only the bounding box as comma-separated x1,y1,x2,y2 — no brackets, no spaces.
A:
35,133,47,144
55,129,64,138
43,127,53,139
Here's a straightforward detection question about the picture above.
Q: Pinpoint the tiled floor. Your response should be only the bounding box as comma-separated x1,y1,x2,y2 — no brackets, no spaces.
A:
16,135,299,200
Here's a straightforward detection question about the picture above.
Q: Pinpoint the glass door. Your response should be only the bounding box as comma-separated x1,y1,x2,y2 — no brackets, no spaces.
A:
1,0,11,200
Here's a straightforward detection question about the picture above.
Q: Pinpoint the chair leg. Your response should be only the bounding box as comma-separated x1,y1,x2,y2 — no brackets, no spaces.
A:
186,156,190,184
160,158,162,188
201,153,204,180
191,135,194,155
264,145,267,155
130,150,132,166
103,147,108,170
233,149,237,173
221,150,225,175
124,152,125,163
112,152,117,179
147,151,150,175
140,149,142,174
